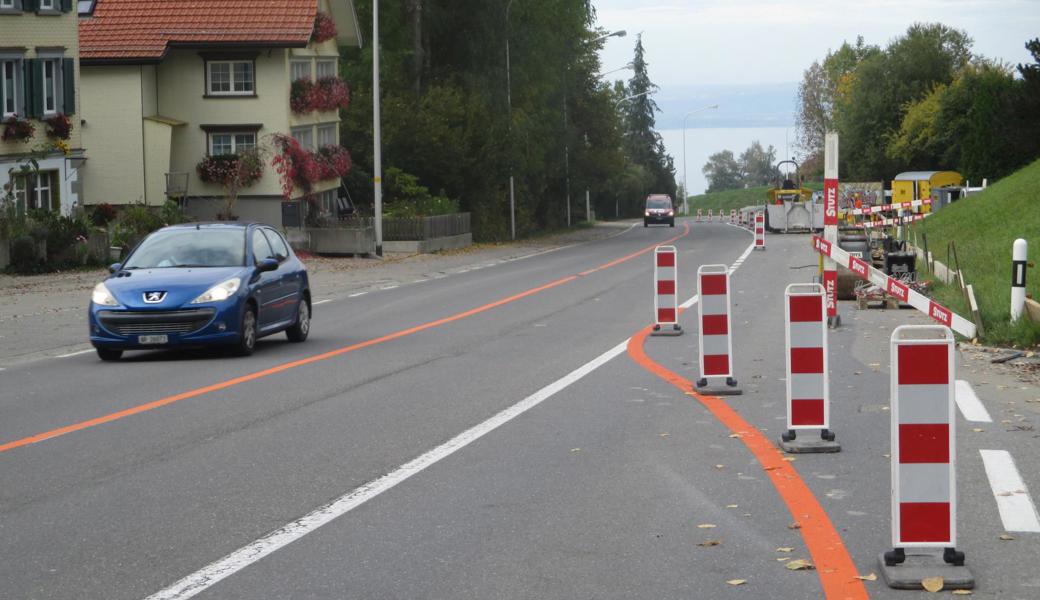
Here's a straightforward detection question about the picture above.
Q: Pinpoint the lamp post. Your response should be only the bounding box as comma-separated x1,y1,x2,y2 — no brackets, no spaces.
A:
505,0,515,240
681,104,718,215
372,0,383,256
599,62,634,78
615,90,650,110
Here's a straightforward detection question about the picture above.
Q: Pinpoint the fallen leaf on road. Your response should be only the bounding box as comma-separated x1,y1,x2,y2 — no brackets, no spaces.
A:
783,457,797,462
775,547,794,552
715,464,725,469
729,433,743,438
570,448,581,452
855,573,878,581
972,428,984,432
952,590,973,595
854,371,862,375
777,557,790,562
785,559,815,571
788,522,802,530
921,576,944,592
726,579,746,586
659,432,669,437
726,504,738,508
697,524,717,529
697,540,721,547
999,533,1015,540
764,466,780,471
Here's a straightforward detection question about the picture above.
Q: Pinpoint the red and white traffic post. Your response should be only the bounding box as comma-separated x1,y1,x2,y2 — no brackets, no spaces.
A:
730,209,737,224
779,284,838,452
707,208,713,221
882,326,971,587
696,208,703,223
823,132,840,328
754,211,765,250
651,246,682,336
696,265,739,392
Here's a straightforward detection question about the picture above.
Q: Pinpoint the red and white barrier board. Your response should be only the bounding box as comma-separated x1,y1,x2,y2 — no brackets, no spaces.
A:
696,208,703,222
847,199,932,216
754,212,765,249
811,235,977,339
785,284,829,429
890,325,956,548
697,265,733,379
730,209,737,224
708,209,714,221
852,214,927,230
654,246,679,330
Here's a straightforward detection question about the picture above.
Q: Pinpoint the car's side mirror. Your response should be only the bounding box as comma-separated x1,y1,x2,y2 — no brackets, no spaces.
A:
256,258,279,273
108,263,122,274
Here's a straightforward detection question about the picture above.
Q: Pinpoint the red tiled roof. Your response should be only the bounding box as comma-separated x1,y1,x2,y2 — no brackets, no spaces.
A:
80,0,317,61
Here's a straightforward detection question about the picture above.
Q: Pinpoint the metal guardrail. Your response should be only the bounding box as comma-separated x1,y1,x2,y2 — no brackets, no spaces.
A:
330,213,471,241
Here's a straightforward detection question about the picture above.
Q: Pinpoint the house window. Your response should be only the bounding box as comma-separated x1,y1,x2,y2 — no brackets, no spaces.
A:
209,132,256,155
316,123,336,148
1,59,20,117
42,59,59,114
315,59,336,79
39,0,55,9
290,60,312,82
0,0,15,9
207,61,254,95
15,171,59,212
291,126,313,150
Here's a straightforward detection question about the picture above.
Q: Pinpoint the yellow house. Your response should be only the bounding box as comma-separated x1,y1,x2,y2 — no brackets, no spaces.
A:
892,171,962,204
0,0,84,216
78,0,361,227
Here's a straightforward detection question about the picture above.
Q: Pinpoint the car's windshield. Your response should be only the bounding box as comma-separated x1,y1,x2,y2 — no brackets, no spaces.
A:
122,228,246,269
647,197,671,209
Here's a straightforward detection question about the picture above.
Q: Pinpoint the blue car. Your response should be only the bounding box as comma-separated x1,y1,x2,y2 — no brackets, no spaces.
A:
89,222,311,361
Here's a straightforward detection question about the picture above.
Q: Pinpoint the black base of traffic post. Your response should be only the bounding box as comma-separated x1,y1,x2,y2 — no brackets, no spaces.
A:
694,377,742,396
778,428,841,453
650,324,683,337
878,549,974,590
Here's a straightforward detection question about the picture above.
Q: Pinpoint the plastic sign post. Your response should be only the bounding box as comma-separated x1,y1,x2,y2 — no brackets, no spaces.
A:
1011,238,1028,323
779,284,838,452
696,265,740,394
652,246,682,336
754,212,765,250
823,132,840,328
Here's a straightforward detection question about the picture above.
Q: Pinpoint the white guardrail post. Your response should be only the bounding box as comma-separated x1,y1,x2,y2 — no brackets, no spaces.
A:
1011,238,1028,323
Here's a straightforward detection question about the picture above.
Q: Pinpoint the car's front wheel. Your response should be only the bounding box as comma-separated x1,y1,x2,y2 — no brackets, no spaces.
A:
95,347,123,362
286,298,310,343
235,305,258,356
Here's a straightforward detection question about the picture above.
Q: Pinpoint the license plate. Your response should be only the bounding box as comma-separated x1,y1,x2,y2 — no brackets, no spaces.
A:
138,335,169,345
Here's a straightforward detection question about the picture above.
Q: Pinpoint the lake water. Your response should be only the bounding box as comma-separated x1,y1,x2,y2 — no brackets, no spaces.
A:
658,126,796,196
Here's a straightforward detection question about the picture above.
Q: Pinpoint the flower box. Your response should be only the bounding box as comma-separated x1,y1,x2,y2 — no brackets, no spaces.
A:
1,116,34,143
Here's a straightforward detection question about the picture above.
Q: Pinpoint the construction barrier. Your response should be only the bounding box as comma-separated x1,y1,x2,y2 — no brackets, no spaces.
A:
754,212,765,249
847,199,932,216
696,264,736,387
708,209,714,221
811,235,977,339
779,284,837,448
730,209,737,224
696,208,703,222
884,325,964,567
853,214,927,229
652,246,682,336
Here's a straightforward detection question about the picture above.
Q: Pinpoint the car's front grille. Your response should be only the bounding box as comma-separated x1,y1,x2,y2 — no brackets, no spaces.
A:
97,309,217,337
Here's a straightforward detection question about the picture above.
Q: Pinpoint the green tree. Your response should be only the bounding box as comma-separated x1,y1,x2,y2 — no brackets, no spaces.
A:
702,150,742,192
739,141,777,187
622,34,676,200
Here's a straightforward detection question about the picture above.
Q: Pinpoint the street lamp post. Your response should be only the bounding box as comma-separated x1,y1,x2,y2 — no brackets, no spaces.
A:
505,0,515,240
681,104,718,215
372,0,383,255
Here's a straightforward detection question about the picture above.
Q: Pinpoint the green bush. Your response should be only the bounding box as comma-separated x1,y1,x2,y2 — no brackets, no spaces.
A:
160,199,187,225
383,167,460,217
8,236,38,274
121,202,164,237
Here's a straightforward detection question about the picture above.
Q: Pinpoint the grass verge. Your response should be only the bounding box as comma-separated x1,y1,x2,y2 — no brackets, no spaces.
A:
911,158,1040,347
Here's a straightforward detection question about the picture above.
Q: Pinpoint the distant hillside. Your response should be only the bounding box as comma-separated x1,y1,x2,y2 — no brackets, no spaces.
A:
686,181,823,213
912,158,1040,346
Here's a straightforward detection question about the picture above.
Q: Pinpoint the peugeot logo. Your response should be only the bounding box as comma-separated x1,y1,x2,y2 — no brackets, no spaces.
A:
143,291,167,304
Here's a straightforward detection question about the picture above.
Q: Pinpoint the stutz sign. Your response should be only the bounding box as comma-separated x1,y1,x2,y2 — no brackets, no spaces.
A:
823,179,839,226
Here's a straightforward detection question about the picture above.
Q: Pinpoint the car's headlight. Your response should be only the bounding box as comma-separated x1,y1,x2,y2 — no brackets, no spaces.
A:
190,277,242,304
92,282,120,306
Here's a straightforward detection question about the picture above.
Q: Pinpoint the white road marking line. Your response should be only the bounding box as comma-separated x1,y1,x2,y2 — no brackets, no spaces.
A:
955,380,992,423
144,338,634,600
347,292,367,298
679,295,700,310
979,449,1040,532
312,299,332,306
55,349,95,358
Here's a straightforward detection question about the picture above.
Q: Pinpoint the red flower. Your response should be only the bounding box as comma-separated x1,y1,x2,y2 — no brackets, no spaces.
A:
1,115,35,142
312,12,337,43
43,113,72,140
271,135,352,199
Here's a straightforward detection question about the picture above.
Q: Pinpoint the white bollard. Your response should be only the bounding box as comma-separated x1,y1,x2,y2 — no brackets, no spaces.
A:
1011,239,1028,323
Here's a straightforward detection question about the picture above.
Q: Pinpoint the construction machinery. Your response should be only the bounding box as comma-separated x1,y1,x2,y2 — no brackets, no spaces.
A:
764,160,823,233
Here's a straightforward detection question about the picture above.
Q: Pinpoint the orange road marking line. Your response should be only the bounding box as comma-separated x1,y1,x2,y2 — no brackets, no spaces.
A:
1,224,689,455
626,321,869,600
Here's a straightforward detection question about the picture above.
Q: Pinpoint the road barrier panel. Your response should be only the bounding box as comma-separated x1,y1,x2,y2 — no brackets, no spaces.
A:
730,209,737,224
696,208,703,223
880,325,974,591
708,209,713,221
651,246,683,336
695,264,741,394
778,284,840,453
754,212,766,250
1011,238,1028,322
811,235,977,339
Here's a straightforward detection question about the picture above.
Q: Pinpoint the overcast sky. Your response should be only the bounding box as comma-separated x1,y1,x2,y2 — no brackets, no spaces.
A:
594,0,1040,127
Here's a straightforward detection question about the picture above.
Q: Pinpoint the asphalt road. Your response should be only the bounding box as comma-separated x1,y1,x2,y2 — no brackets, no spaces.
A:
0,220,1037,599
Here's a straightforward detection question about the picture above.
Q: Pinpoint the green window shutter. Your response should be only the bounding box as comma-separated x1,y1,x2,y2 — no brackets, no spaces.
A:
60,0,71,12
13,0,23,11
22,59,37,119
31,59,44,118
50,172,60,212
22,0,36,12
62,57,75,114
